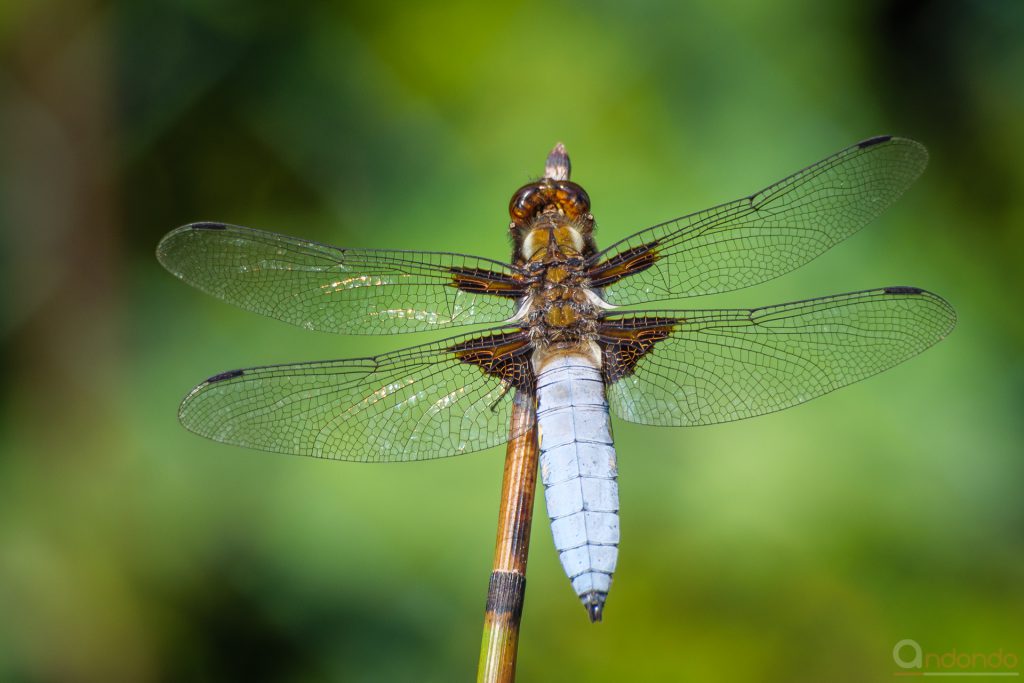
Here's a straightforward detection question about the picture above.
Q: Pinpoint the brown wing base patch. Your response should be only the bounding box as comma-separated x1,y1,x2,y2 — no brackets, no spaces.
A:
597,316,679,382
450,267,526,297
450,331,535,392
588,244,660,288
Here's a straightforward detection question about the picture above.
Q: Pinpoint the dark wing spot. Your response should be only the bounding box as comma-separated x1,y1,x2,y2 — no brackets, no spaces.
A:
597,317,678,382
587,244,660,288
450,331,535,392
857,135,893,149
449,266,525,298
191,222,229,231
207,369,245,383
884,286,924,295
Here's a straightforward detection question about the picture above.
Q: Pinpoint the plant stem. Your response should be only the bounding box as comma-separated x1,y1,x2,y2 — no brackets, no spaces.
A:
476,390,539,683
477,141,569,681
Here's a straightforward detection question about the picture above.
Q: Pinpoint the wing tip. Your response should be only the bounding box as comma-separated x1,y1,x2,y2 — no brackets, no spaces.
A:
156,222,229,268
883,285,924,295
179,221,230,234
175,369,245,428
856,135,929,168
162,221,230,240
881,286,957,338
206,369,246,383
858,135,893,149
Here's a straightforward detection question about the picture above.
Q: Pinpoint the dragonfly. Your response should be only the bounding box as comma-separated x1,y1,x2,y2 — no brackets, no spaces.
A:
157,136,955,622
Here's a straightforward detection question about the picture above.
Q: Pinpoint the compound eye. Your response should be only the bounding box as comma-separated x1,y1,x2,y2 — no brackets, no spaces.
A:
558,181,591,209
509,182,544,223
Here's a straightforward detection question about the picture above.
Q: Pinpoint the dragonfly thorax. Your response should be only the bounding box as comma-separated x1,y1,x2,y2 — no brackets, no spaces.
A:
518,258,610,347
511,199,609,346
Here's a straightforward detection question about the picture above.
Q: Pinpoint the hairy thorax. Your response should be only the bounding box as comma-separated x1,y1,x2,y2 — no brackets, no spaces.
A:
515,213,609,363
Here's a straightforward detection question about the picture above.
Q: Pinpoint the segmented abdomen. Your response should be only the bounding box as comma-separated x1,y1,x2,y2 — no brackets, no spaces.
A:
536,353,619,622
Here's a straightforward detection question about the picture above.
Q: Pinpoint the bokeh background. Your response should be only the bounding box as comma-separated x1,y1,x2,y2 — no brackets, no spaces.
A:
1,1,1022,681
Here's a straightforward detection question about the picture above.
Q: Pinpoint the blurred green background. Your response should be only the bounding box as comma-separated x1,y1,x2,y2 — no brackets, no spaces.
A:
1,1,1022,681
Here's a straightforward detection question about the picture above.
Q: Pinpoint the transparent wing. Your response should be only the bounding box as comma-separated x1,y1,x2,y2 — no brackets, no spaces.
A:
157,223,523,335
178,328,532,461
602,287,955,426
591,137,929,305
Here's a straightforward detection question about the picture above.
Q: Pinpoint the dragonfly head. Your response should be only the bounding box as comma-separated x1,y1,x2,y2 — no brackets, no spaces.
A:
509,178,591,227
509,179,596,264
